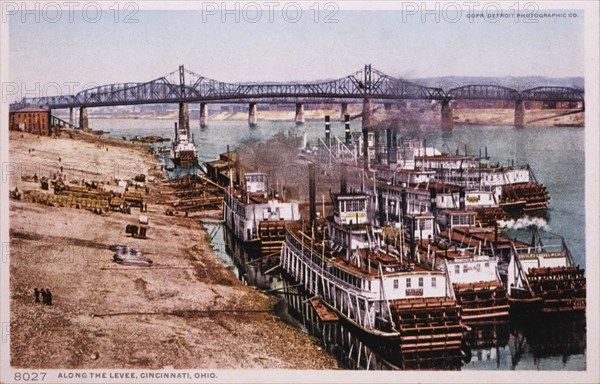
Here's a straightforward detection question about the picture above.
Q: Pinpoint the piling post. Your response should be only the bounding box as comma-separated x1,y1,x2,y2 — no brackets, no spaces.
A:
69,107,74,127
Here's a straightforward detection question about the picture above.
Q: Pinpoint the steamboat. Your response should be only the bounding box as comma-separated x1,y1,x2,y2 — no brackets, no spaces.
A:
305,117,549,218
224,171,300,256
171,122,198,168
506,228,586,316
404,211,509,323
280,164,465,366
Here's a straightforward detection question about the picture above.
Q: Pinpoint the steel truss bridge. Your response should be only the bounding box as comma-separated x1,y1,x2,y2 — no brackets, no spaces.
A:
20,65,584,108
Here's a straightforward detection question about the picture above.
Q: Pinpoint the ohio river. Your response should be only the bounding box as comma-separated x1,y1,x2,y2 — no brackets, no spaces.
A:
96,117,586,371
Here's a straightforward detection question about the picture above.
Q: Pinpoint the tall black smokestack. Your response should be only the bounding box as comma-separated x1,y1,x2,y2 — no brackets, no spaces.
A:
309,163,317,230
325,115,331,148
410,217,416,260
174,122,178,142
430,187,437,217
459,186,465,210
401,189,407,223
378,189,385,227
340,163,347,194
362,128,369,173
386,128,392,165
344,114,351,145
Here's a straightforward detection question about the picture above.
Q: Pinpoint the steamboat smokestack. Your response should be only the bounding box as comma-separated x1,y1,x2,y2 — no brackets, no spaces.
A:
378,189,385,227
340,163,347,194
459,186,466,210
309,163,317,230
325,115,331,148
430,187,437,217
410,216,416,260
386,128,392,166
362,127,369,173
401,189,407,223
174,122,178,142
344,114,351,145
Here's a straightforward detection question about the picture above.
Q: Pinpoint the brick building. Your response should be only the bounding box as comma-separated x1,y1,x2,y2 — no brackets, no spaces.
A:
9,105,52,136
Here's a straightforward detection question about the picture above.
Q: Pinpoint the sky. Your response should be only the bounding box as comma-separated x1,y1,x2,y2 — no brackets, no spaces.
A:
5,3,585,100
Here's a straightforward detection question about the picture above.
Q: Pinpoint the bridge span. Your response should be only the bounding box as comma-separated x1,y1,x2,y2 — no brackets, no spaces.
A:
14,65,584,130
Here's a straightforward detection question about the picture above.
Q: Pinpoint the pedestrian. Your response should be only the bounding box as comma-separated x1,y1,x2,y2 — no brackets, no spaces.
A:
41,288,47,304
34,288,40,303
46,289,53,306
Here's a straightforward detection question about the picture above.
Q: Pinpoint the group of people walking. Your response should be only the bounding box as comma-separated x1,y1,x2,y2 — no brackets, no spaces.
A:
34,288,52,305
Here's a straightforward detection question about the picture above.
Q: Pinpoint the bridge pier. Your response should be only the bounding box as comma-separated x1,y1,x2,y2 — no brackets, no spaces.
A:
441,99,453,130
514,99,525,128
199,102,208,128
362,98,374,130
340,103,348,120
69,108,74,127
79,106,88,130
248,103,257,127
179,102,190,136
295,103,305,125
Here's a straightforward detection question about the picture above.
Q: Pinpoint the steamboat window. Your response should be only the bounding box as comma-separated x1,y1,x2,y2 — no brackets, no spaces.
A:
406,278,412,288
432,277,437,288
393,279,399,289
485,262,489,268
418,277,424,287
455,265,460,274
476,264,481,272
463,265,468,273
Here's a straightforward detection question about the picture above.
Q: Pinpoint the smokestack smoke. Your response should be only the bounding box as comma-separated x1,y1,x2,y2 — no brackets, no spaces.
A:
497,216,549,231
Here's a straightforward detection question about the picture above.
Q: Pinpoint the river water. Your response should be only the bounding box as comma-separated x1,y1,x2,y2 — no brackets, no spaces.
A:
93,117,586,371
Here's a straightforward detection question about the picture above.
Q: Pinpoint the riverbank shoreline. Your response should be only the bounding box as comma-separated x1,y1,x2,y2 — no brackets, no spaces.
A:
8,130,337,369
60,108,585,128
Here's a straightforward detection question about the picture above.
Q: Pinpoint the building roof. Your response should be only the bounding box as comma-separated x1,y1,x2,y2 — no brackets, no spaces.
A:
11,104,50,113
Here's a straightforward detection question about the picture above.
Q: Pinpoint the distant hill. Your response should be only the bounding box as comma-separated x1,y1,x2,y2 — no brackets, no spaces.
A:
409,76,584,91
